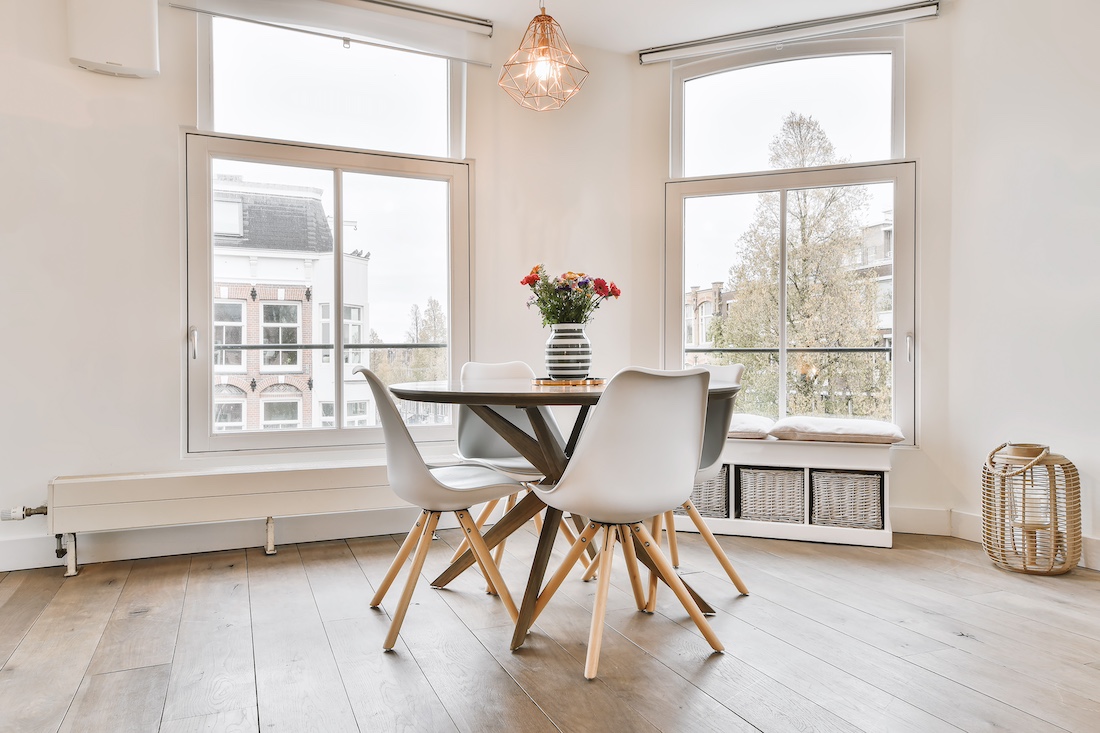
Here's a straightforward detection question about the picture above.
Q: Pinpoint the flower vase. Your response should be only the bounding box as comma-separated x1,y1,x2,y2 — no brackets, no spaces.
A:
545,323,591,380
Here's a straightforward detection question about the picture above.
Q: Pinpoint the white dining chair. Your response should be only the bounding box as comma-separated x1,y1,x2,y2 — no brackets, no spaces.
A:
646,363,749,611
354,366,522,650
452,361,585,580
524,366,724,679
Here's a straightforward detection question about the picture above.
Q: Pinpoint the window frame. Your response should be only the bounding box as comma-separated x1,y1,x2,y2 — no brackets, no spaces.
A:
669,35,905,179
185,131,472,454
663,161,917,445
213,299,246,373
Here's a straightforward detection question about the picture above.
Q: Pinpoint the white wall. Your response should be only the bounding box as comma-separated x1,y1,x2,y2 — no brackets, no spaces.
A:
1,0,1097,571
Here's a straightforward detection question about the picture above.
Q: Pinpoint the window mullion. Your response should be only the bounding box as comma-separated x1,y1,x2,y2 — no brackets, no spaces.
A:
777,188,788,420
333,168,345,428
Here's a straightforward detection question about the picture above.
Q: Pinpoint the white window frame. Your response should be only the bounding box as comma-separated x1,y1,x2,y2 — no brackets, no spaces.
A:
185,132,472,454
670,34,905,179
664,161,916,444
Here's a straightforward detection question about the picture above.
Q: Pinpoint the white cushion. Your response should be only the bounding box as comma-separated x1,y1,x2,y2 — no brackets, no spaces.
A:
768,416,904,444
727,414,774,439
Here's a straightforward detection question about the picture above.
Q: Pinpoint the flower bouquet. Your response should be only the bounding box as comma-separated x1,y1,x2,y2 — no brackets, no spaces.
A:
520,264,621,327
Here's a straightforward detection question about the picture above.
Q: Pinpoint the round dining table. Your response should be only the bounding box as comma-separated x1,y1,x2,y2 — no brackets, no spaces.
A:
388,374,740,649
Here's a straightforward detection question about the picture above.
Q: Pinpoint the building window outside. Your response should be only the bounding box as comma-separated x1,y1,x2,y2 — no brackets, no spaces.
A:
213,200,243,235
320,401,335,428
346,400,371,427
344,305,364,364
214,400,245,431
213,300,245,371
262,400,301,430
667,37,915,442
261,302,301,371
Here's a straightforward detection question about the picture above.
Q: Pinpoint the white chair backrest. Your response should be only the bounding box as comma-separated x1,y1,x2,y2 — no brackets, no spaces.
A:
354,366,439,508
457,361,564,459
697,363,745,482
538,367,709,524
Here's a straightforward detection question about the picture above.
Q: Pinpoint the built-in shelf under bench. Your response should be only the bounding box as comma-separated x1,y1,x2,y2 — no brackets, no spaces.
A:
671,438,893,548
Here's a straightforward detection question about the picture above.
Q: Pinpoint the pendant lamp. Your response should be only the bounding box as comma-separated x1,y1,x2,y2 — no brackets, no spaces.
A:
498,5,589,111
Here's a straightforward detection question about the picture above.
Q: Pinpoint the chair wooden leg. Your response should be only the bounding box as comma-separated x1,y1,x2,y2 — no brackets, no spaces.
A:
585,525,618,679
557,517,588,573
449,498,500,563
371,510,430,607
664,510,680,567
486,493,518,594
629,522,723,652
644,513,663,613
531,522,600,628
383,511,441,650
618,524,646,610
456,510,519,623
683,500,749,595
582,546,602,581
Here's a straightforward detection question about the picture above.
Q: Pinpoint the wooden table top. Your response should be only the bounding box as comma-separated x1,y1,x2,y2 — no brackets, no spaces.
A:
389,376,740,406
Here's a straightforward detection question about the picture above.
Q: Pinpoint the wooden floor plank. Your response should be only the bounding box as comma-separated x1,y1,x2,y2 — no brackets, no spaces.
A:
246,545,360,733
161,551,256,723
675,563,1066,733
87,555,190,675
0,567,66,669
348,534,557,733
299,539,458,732
0,561,132,733
57,664,171,733
159,707,259,733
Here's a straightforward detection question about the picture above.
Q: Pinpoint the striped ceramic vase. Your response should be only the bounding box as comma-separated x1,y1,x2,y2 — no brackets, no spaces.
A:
544,323,592,380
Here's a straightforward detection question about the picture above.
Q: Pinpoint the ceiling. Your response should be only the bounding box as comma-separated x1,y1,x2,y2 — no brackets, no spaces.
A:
419,1,929,53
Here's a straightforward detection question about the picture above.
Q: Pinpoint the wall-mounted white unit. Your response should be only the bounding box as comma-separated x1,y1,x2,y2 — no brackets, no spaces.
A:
67,0,160,78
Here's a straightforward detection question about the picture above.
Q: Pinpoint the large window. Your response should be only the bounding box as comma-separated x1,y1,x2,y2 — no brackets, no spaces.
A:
186,135,470,453
186,12,470,453
667,38,915,443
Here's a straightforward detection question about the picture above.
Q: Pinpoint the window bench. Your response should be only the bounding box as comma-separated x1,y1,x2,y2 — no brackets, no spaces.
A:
671,437,894,548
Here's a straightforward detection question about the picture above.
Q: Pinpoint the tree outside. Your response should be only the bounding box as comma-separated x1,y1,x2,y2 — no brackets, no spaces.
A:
707,112,892,420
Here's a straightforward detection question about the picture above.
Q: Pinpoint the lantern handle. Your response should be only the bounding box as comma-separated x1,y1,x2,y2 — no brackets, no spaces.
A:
986,442,1049,477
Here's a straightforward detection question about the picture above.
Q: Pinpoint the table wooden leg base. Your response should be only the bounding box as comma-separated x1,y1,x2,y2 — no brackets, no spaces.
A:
511,507,563,650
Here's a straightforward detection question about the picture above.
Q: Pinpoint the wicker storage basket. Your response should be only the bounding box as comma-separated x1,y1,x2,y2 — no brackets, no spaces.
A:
675,465,729,518
810,470,883,529
981,443,1081,575
737,467,805,523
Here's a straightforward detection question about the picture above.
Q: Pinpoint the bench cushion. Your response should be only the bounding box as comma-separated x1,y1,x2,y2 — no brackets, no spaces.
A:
727,414,775,439
768,416,904,444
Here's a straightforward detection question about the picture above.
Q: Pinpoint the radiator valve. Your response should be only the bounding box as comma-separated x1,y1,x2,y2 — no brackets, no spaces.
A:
1,505,47,521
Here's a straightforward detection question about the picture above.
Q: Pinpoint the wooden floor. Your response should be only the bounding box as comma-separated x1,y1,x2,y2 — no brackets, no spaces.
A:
2,526,1099,733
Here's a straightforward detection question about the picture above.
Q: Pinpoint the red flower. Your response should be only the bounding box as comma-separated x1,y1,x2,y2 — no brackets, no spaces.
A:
609,282,621,298
593,278,610,297
520,273,539,286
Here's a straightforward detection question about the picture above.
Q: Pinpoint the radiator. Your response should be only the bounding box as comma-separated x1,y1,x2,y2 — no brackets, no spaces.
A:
47,463,400,574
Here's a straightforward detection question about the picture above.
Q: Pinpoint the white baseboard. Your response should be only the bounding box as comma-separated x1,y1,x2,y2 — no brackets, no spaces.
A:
890,506,952,535
0,506,426,573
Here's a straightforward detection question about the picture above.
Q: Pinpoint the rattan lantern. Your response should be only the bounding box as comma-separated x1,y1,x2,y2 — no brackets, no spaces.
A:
981,443,1081,575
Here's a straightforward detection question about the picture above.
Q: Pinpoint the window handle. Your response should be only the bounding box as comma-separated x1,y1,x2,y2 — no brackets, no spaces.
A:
906,332,913,363
189,327,199,360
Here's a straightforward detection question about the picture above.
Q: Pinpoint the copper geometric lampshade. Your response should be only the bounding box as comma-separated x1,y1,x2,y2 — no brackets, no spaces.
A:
498,6,589,111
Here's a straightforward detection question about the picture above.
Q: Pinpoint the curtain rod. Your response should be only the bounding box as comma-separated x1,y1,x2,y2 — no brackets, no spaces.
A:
639,1,939,64
344,0,493,36
170,3,492,68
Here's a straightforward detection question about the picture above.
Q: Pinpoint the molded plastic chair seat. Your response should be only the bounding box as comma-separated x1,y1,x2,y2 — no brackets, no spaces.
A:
525,366,724,679
354,366,523,651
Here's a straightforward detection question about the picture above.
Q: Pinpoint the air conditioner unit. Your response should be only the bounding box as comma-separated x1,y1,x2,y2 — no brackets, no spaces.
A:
67,0,160,78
